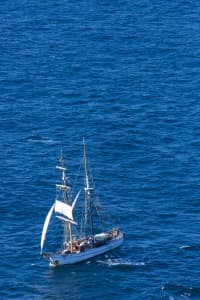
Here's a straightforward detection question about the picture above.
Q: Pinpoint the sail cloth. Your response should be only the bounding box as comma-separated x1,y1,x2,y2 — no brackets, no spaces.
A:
40,191,81,253
54,200,73,220
40,203,55,254
54,190,81,220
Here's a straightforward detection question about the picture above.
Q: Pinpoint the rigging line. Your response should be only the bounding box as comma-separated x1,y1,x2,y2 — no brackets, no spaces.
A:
84,151,107,233
97,197,116,228
83,140,93,236
93,200,105,231
80,208,85,238
71,159,82,196
81,187,88,237
89,193,94,236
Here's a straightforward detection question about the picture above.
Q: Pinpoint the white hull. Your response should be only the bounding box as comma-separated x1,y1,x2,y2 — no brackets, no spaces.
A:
48,234,123,266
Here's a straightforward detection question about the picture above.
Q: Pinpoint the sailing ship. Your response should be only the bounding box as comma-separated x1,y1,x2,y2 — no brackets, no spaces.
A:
40,141,123,266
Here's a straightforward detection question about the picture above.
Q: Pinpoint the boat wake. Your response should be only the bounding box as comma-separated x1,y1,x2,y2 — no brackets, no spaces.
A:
30,263,46,269
97,258,145,267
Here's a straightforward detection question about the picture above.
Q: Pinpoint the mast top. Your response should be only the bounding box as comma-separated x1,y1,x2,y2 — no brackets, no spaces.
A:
83,138,92,191
56,150,67,171
59,150,65,166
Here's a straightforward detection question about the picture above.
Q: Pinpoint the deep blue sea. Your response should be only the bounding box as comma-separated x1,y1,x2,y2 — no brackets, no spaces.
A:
1,0,200,299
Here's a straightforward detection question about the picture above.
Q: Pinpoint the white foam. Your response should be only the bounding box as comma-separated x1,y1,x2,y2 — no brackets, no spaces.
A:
97,258,145,267
28,136,55,144
180,245,190,249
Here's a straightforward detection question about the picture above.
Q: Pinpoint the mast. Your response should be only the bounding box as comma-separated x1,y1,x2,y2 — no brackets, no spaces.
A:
56,152,73,252
83,138,94,237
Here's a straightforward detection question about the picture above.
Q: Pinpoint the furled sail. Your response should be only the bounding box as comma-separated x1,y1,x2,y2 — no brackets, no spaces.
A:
56,215,77,225
40,203,55,254
54,200,73,220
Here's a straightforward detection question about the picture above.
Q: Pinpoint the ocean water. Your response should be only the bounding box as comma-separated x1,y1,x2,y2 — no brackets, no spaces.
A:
1,0,200,299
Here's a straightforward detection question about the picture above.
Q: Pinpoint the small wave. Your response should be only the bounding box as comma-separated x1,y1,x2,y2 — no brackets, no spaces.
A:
160,287,175,300
30,262,46,269
164,283,200,298
180,245,191,249
27,135,56,144
180,245,200,250
97,258,145,267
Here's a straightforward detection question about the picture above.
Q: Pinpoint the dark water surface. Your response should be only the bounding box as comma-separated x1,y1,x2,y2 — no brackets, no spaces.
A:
1,1,200,299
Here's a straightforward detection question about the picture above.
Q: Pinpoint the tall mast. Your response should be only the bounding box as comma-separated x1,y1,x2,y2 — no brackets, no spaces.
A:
56,152,73,252
83,138,94,237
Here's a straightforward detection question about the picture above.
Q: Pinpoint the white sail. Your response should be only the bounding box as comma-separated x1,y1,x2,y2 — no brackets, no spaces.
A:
72,189,81,209
54,200,73,220
41,203,55,254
